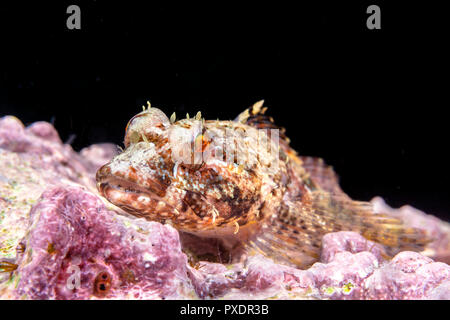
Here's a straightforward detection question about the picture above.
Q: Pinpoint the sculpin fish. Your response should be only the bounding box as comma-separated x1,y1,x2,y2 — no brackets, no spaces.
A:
96,100,430,268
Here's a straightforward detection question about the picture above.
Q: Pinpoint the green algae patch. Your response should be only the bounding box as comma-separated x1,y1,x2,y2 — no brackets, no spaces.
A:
324,286,335,295
0,238,19,259
342,282,355,294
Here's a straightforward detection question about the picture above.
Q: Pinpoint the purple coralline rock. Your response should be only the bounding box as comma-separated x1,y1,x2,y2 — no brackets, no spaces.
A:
25,121,63,144
0,116,98,189
79,143,120,175
0,116,62,157
13,187,191,299
320,231,386,264
1,115,450,299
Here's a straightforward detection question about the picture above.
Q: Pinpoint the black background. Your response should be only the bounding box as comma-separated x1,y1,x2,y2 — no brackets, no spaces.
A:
0,1,449,220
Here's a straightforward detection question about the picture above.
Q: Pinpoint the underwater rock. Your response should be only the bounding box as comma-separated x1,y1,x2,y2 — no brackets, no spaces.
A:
0,116,449,299
26,121,63,144
320,231,386,264
12,186,191,299
79,143,119,175
0,116,102,189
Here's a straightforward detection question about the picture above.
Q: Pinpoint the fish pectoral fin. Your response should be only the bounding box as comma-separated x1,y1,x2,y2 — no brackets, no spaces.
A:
244,202,323,269
245,229,320,269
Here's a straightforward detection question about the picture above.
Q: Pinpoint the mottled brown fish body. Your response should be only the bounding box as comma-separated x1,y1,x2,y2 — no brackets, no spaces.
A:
96,101,431,268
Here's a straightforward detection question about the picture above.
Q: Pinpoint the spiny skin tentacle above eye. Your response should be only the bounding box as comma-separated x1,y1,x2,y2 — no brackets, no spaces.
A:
96,100,432,269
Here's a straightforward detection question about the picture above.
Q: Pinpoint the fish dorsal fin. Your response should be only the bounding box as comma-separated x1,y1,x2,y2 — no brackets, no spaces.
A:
299,156,346,196
235,100,290,144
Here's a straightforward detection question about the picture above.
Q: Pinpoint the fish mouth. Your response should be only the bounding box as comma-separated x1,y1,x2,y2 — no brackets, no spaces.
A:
95,163,203,228
98,176,150,199
96,168,176,220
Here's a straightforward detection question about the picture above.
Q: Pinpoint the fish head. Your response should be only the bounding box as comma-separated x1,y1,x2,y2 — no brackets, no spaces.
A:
96,107,284,238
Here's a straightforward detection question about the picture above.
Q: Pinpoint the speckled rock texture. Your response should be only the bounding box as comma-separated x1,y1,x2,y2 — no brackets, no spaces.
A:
1,116,449,299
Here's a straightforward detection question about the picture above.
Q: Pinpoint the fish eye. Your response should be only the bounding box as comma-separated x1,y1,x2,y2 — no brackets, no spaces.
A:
123,108,170,147
126,130,141,145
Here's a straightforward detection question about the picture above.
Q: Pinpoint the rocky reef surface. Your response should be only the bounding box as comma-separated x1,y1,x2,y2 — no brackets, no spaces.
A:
0,115,449,300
